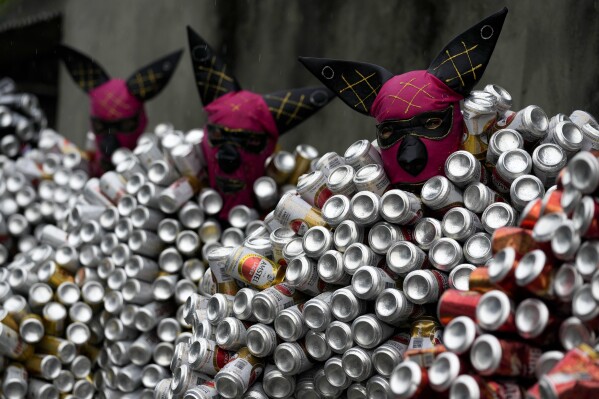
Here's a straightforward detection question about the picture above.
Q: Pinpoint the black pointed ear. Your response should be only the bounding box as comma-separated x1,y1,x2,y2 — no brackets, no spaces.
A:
57,45,110,93
298,57,393,116
126,50,183,101
187,26,241,106
263,87,335,135
428,8,508,96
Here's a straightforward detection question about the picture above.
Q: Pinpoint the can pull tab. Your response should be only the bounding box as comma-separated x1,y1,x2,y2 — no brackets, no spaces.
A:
217,143,241,174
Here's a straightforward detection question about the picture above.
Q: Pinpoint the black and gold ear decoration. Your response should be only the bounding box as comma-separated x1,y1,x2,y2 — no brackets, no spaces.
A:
126,50,183,101
262,87,335,135
428,8,508,96
187,26,242,106
57,45,110,93
298,57,394,116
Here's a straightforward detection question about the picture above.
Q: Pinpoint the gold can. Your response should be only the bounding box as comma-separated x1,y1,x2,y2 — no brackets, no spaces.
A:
0,323,33,361
0,309,19,331
225,246,285,289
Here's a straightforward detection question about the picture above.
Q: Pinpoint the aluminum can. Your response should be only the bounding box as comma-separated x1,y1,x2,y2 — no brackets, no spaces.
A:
366,375,393,399
274,303,308,342
582,121,599,151
371,332,410,377
324,355,352,389
554,263,583,302
515,298,557,342
506,104,549,145
486,128,524,168
481,202,517,233
224,246,283,289
449,264,477,291
178,201,205,230
251,283,307,324
413,217,442,251
252,176,278,211
443,315,478,355
509,175,545,212
274,193,328,235
262,364,296,399
2,363,29,398
159,177,201,214
228,205,259,230
544,121,583,158
429,237,464,272
492,148,533,193
353,164,389,195
266,151,296,184
375,288,424,325
349,191,381,226
573,196,599,239
302,226,333,258
19,314,44,344
285,256,330,296
445,150,486,188
246,324,278,358
570,109,599,128
315,152,345,177
281,237,304,264
325,320,354,354
461,96,495,140
551,220,581,261
559,317,595,350
429,351,466,392
572,284,599,321
514,249,555,298
351,313,394,349
317,250,351,285
351,266,397,300
288,144,319,185
406,318,443,354
389,360,431,398
183,381,219,399
476,290,517,332
326,165,357,198
463,233,493,265
437,289,481,326
305,330,332,361
344,139,383,170
450,374,522,399
342,347,373,382
441,207,484,242
321,194,351,227
269,227,295,267
134,301,175,332
487,246,519,292
24,354,61,380
206,294,235,325
297,170,333,209
421,176,464,217
333,220,364,252
343,242,379,275
128,229,164,258
171,365,211,396
331,286,368,322
273,340,313,376
368,221,413,255
188,337,234,375
470,334,541,377
403,269,449,304
0,322,34,360
302,291,335,332
380,189,423,225
314,367,342,398
347,382,368,399
216,317,249,351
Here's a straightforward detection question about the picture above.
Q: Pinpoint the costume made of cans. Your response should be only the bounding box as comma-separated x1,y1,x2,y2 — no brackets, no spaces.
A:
300,8,508,192
58,45,183,176
186,27,335,218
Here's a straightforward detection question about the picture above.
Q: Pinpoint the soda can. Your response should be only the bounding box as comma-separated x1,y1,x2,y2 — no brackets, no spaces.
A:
470,334,542,377
443,315,478,355
302,291,335,332
331,286,368,323
559,317,595,350
510,175,545,212
353,164,389,196
342,346,373,382
448,264,477,291
262,364,296,399
252,283,307,324
507,105,549,146
368,221,413,255
403,269,449,304
188,337,234,375
349,191,381,226
389,360,430,398
514,249,555,298
463,233,493,265
325,320,354,354
324,356,352,389
481,202,517,233
344,139,383,170
315,152,345,177
273,193,328,235
351,266,397,300
421,176,464,216
287,144,319,185
333,220,364,252
326,165,357,198
343,243,379,275
317,250,351,285
475,289,517,333
413,217,442,251
450,375,522,399
543,121,583,159
246,324,278,357
375,288,423,325
428,238,464,272
380,189,423,225
266,151,296,184
351,313,394,349
321,194,351,227
305,330,332,361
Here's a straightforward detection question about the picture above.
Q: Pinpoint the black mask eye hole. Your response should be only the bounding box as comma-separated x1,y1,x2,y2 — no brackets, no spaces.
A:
379,125,394,140
425,118,443,130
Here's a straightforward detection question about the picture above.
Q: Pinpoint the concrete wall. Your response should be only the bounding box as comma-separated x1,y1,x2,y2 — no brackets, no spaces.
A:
56,0,599,155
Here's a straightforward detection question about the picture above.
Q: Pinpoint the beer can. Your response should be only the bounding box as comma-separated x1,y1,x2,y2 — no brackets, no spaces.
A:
368,221,413,255
572,284,599,322
302,291,335,332
347,382,368,399
262,364,296,399
441,207,484,243
325,320,354,354
420,176,464,216
333,220,364,253
353,164,389,196
19,314,44,344
314,367,342,398
224,246,283,289
429,238,464,272
253,176,278,211
321,194,351,227
324,355,352,389
285,256,330,296
366,375,393,399
429,352,465,392
351,266,397,300
491,148,533,194
450,375,522,399
389,360,430,398
554,263,583,302
216,317,250,351
351,313,394,349
274,303,308,342
297,170,333,209
198,188,223,216
470,334,541,377
281,237,304,265
543,121,583,159
558,317,595,350
188,337,234,375
349,191,381,226
331,286,368,323
246,324,278,358
305,330,332,361
0,322,33,360
443,315,478,355
445,150,486,188
344,139,383,170
343,243,379,275
171,365,211,396
463,233,493,265
573,196,599,239
178,201,205,230
269,227,295,267
413,217,442,251
403,269,449,304
326,165,357,198
510,175,545,212
481,202,517,233
534,351,564,380
273,193,328,235
515,298,557,341
514,249,555,298
315,152,345,177
302,226,333,258
371,332,410,377
273,340,313,376
375,288,424,325
2,363,28,398
317,250,351,285
506,105,549,146
232,288,258,322
582,122,599,151
449,264,477,291
159,177,201,214
437,289,481,326
266,151,296,184
380,189,423,225
569,109,599,129
206,293,235,326
476,290,517,332
251,283,307,324
288,144,319,185
24,354,61,379
342,347,374,382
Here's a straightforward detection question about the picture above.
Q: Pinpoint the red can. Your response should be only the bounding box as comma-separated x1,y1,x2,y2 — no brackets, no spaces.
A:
541,189,564,216
470,334,542,378
468,267,497,294
575,196,599,239
492,227,550,257
437,289,482,326
514,250,555,299
518,198,543,230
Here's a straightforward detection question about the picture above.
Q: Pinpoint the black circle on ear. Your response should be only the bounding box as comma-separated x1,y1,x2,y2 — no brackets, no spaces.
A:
192,44,211,62
310,90,329,106
481,25,494,40
321,66,334,80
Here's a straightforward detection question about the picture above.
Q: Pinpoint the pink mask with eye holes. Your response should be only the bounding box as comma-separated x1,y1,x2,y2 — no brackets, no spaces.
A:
370,71,463,187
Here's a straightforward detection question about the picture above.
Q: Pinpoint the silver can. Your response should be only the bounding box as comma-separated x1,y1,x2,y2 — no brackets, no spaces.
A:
326,165,357,198
351,266,397,300
463,182,503,214
368,221,413,255
297,170,333,209
344,139,383,170
342,347,373,382
420,176,463,215
353,164,389,195
216,317,249,351
379,189,423,225
510,174,545,212
274,304,308,342
463,232,493,265
403,269,449,304
324,355,352,389
507,104,549,144
343,243,380,275
413,217,443,251
321,194,351,227
375,288,422,325
441,207,484,242
445,150,485,188
325,320,354,354
315,152,345,177
331,286,368,323
302,291,335,332
262,364,296,399
285,256,326,296
481,202,517,234
443,315,478,355
492,148,533,194
317,250,351,285
372,333,410,377
544,121,583,158
274,341,314,376
487,129,525,166
302,226,333,258
305,330,332,361
351,313,394,349
333,220,364,253
349,191,381,226
246,324,278,358
251,283,306,324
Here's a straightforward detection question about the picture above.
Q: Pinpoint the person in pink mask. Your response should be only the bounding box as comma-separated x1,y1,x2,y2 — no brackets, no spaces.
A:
58,45,183,175
187,27,335,218
300,8,508,192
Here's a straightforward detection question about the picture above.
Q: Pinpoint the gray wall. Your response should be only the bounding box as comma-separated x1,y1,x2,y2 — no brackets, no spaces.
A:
55,0,599,155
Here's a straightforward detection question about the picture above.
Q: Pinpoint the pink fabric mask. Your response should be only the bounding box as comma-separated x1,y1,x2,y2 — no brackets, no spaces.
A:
187,27,335,218
58,45,183,174
300,8,508,191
